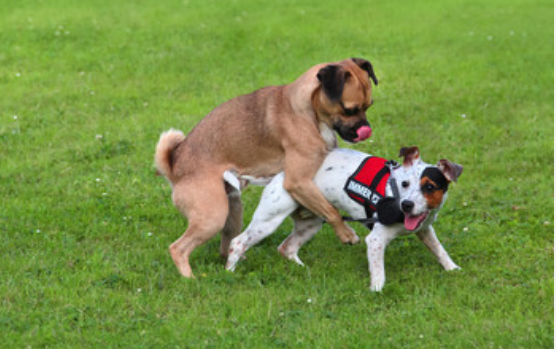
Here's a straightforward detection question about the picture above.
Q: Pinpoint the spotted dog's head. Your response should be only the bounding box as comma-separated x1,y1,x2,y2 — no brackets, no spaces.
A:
390,146,463,231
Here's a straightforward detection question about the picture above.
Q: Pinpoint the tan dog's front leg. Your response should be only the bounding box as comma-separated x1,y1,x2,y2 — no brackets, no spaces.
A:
283,150,359,244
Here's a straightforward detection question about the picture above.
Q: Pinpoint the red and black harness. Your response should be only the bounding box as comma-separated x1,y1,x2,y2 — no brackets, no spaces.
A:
342,156,401,227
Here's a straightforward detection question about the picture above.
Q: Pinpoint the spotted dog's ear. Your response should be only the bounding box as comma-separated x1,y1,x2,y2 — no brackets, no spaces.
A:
351,58,378,86
317,64,348,102
399,146,420,167
437,159,463,183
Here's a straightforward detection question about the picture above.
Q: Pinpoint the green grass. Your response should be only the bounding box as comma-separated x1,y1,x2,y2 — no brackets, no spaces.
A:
0,0,553,347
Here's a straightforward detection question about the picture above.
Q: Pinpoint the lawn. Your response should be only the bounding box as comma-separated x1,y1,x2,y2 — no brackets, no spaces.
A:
0,0,553,347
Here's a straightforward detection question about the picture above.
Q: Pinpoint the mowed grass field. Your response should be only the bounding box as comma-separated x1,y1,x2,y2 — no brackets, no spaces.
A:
1,0,553,347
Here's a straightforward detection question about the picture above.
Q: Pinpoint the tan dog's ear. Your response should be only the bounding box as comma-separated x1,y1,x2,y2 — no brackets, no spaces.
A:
351,58,378,86
399,146,420,167
317,64,348,102
437,159,463,183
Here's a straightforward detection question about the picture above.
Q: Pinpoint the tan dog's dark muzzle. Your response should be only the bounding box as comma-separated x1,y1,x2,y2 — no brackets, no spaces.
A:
333,120,372,143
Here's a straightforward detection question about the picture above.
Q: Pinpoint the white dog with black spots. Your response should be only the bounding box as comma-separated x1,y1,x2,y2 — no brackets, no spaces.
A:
226,146,463,292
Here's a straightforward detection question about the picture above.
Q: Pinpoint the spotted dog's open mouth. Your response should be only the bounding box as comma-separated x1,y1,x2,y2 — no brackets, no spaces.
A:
404,211,429,231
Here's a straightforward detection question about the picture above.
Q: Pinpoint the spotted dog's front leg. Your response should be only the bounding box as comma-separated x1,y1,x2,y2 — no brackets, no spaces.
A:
278,210,324,266
416,226,460,271
365,224,397,292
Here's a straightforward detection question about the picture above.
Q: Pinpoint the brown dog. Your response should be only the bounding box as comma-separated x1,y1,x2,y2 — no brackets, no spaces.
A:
155,58,378,277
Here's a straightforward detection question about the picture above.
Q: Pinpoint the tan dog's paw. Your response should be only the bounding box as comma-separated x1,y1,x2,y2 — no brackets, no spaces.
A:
334,222,360,245
169,245,195,278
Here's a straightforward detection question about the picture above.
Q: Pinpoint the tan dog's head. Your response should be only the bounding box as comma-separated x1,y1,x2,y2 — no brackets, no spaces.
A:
313,58,378,143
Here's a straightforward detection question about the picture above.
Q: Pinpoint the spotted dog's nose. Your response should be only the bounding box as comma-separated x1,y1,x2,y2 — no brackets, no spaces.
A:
401,200,415,213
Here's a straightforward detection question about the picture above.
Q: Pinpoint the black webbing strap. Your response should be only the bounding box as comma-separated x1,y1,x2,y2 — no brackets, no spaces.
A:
340,176,400,226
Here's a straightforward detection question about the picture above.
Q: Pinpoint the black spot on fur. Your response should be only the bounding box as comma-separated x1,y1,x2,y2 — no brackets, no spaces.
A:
325,166,334,171
422,167,449,192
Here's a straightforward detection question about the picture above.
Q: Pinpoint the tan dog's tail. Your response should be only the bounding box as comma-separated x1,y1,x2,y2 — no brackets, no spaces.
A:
155,129,186,179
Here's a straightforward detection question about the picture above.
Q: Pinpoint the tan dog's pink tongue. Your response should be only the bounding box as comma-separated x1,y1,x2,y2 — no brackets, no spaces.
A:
354,126,372,142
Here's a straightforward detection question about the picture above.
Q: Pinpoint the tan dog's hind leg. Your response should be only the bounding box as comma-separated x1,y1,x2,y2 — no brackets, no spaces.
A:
169,177,230,278
220,190,243,258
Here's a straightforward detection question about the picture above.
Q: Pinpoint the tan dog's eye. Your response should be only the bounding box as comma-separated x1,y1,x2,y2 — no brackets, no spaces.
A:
344,107,359,116
339,101,360,116
360,101,372,112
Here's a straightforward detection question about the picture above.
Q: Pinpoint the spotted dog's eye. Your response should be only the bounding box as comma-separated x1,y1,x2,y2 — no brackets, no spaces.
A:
401,181,410,188
422,183,436,192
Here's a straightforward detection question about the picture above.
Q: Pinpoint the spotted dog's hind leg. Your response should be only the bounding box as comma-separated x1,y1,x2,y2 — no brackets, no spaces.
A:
278,210,324,266
226,174,298,271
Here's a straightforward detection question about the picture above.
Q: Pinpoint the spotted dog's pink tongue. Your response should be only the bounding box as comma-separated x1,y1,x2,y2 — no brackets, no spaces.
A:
353,126,372,142
404,212,428,231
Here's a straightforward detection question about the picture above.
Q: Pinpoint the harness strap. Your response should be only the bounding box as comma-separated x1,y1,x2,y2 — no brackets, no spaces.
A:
341,215,378,224
368,166,390,193
340,176,399,226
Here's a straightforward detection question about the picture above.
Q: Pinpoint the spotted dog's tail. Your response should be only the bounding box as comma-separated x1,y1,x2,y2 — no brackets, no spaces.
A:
155,129,186,181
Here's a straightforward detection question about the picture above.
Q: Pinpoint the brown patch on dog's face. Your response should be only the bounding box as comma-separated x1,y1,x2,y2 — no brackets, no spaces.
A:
420,177,445,209
313,58,376,143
